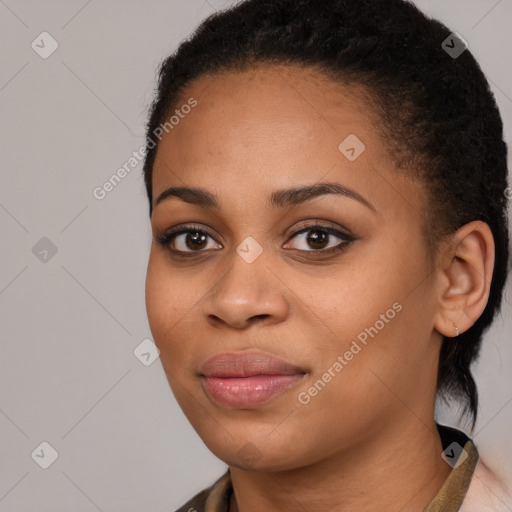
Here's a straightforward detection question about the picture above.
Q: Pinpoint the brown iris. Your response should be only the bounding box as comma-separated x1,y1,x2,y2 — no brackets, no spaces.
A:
185,231,208,250
306,229,329,250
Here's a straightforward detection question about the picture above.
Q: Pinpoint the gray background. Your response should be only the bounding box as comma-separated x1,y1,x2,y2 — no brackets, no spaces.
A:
0,1,511,511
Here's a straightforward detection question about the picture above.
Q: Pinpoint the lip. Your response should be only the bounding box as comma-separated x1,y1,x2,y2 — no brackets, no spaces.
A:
201,351,305,378
200,351,307,408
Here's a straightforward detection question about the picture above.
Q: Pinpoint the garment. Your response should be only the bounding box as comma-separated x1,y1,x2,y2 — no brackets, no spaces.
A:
175,423,478,512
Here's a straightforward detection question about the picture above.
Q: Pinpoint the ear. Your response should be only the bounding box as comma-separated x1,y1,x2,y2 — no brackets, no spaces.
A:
433,221,495,338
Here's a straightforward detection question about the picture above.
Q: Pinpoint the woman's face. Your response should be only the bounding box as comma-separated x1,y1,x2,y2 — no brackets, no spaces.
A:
145,65,444,470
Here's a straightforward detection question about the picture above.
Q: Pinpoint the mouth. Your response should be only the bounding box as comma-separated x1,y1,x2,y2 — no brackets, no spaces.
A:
200,351,307,408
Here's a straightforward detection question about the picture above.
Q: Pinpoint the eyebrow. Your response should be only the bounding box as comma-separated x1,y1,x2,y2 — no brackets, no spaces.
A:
154,182,376,213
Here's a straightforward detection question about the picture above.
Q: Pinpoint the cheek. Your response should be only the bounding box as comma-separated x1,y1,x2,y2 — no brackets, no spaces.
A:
145,257,171,337
145,254,194,362
297,259,437,424
297,235,434,377
145,256,204,413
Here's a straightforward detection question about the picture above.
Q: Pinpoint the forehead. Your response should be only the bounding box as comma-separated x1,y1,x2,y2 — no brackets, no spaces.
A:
154,65,381,176
151,64,425,221
169,65,374,135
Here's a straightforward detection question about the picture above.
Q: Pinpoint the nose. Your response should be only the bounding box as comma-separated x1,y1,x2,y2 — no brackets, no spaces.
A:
201,248,289,330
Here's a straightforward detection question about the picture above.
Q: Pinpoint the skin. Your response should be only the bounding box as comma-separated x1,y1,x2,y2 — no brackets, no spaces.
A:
145,65,495,512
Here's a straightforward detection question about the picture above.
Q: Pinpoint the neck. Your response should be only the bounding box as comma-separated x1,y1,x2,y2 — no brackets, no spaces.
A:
229,418,452,512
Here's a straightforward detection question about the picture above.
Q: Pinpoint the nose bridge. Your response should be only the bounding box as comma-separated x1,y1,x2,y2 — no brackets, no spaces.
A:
202,243,289,328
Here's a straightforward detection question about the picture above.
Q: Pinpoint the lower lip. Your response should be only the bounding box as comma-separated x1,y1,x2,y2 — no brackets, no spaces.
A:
202,374,306,408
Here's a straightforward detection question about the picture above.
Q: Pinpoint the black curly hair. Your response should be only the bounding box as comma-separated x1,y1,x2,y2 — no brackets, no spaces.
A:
143,0,510,428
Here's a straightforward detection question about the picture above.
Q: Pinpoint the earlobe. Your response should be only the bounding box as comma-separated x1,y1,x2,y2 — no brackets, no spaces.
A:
433,221,495,338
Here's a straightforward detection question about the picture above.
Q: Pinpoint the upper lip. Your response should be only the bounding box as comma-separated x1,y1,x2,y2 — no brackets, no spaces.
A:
200,351,306,378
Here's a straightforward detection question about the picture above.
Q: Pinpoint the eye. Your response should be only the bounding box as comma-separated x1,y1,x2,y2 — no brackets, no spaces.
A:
155,221,355,256
284,223,354,253
155,225,222,253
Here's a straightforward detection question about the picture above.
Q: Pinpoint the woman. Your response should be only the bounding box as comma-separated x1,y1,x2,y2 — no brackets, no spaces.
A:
143,0,511,510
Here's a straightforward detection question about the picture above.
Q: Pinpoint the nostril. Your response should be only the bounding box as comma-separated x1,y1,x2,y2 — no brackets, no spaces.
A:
250,314,271,322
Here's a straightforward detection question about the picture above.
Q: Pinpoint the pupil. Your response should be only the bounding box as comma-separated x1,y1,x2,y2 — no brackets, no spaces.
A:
186,231,207,250
307,230,328,249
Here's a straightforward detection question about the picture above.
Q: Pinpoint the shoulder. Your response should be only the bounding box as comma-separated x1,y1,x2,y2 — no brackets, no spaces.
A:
460,458,512,511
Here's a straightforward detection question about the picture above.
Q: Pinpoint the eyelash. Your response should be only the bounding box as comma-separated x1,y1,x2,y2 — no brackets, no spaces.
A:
155,221,355,257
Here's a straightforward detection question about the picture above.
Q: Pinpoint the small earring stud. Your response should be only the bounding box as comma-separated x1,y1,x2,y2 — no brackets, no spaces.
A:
453,323,459,337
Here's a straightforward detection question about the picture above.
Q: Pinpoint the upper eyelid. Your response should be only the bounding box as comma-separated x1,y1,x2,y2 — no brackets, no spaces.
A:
162,221,348,238
288,220,351,236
